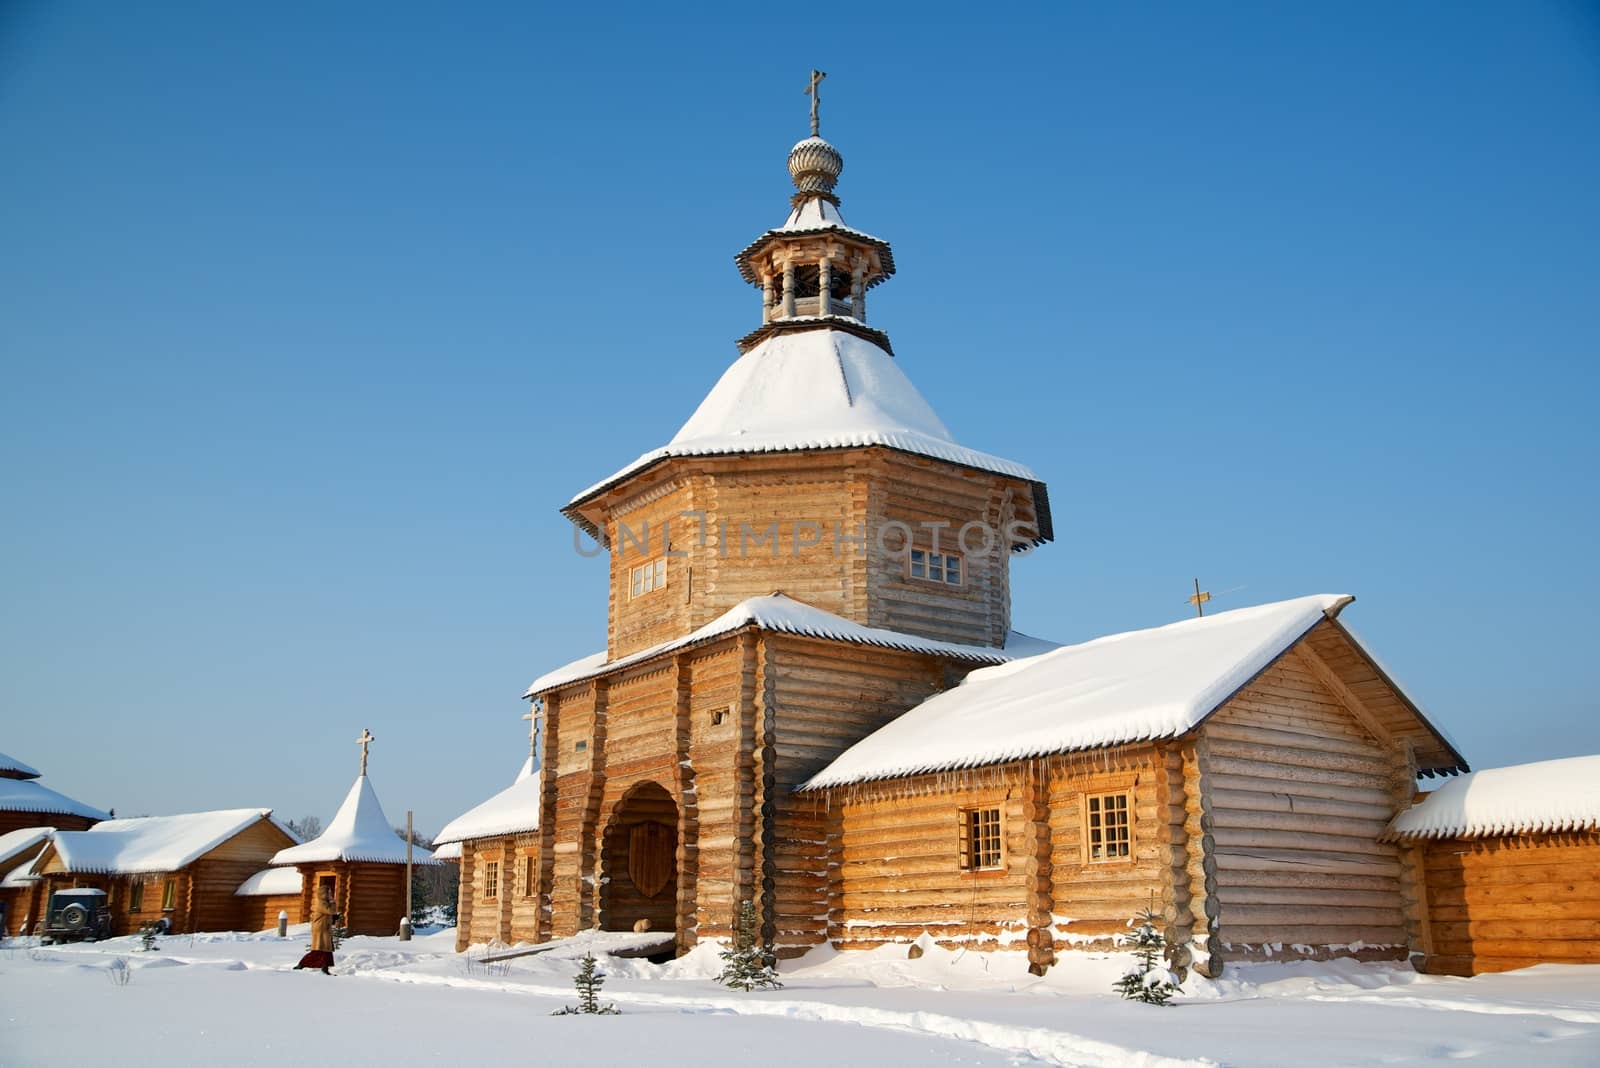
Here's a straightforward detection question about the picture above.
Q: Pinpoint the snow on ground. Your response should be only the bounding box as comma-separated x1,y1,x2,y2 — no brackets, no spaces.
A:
3,928,1597,1066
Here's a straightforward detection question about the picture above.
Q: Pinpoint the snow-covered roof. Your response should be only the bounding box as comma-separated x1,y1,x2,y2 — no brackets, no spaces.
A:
1387,754,1600,840
525,593,1056,698
434,758,541,845
0,777,110,822
43,809,281,875
1,864,39,888
0,826,53,868
235,866,304,897
565,330,1045,521
804,595,1378,790
270,775,438,866
0,750,41,779
431,840,462,860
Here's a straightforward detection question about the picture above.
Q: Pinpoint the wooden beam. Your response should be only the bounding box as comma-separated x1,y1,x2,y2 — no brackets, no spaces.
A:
1293,643,1396,749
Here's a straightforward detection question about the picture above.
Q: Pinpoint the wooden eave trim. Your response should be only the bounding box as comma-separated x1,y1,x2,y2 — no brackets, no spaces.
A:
1323,617,1469,776
1292,643,1397,750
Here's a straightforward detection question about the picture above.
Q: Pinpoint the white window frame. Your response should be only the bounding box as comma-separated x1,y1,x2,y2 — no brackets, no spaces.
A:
629,557,668,599
909,548,963,586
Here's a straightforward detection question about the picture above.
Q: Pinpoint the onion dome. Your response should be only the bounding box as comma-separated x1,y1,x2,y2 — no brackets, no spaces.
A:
788,136,843,195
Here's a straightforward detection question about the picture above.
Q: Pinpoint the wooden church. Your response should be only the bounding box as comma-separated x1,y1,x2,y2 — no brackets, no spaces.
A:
448,82,1482,976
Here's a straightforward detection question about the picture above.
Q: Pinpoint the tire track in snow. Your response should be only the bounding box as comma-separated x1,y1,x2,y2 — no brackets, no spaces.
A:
352,968,1212,1068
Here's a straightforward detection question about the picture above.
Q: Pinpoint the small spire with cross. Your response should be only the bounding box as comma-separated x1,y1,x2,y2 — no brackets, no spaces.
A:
1187,578,1212,618
356,727,375,776
804,69,826,137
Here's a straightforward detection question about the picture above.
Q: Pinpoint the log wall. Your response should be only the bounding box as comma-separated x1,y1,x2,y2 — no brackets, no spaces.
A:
1416,831,1600,975
237,891,302,932
767,636,950,953
1200,652,1410,964
589,448,1037,660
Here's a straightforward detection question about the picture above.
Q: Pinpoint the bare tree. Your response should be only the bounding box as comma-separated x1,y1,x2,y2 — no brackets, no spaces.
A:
286,815,322,840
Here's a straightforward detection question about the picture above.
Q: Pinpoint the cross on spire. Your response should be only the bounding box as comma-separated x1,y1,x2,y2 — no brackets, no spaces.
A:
522,701,542,761
356,727,375,776
1187,578,1212,618
805,69,826,137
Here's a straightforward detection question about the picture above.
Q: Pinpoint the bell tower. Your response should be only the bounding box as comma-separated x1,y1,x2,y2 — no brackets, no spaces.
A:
733,78,896,356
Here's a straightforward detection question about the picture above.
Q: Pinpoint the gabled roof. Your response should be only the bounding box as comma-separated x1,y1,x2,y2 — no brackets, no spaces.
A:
1387,754,1600,840
235,866,303,897
803,594,1465,790
40,809,284,875
270,774,437,866
0,826,53,869
0,777,110,822
0,751,41,779
563,329,1051,544
434,758,541,845
524,592,1058,698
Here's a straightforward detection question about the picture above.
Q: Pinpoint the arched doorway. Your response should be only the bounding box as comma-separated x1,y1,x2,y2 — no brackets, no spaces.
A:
600,781,678,935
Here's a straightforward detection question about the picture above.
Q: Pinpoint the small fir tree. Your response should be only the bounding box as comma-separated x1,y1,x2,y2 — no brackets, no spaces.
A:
552,952,619,1015
138,922,160,952
717,900,782,991
1113,905,1179,1006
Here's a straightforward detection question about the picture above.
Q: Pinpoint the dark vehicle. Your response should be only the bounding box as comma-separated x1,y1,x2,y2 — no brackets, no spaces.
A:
40,888,113,944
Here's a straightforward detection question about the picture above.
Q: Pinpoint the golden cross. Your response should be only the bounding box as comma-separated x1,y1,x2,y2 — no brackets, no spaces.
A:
805,69,826,137
356,727,375,775
1187,578,1212,618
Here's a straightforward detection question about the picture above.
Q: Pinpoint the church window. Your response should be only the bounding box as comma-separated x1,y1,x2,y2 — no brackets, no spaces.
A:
910,549,963,585
630,558,667,598
523,855,536,896
575,740,588,752
161,879,176,910
1085,792,1131,862
711,707,730,727
484,861,499,899
128,880,144,912
962,807,1003,870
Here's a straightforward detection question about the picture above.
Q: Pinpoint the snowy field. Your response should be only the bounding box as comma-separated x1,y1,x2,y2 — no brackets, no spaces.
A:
3,928,1598,1066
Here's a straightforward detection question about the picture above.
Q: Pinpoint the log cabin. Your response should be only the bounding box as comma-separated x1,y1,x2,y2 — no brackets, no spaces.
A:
1385,754,1600,975
28,809,297,936
435,757,541,951
0,826,53,935
0,750,107,836
266,749,437,937
233,865,304,932
799,595,1466,977
484,94,1504,978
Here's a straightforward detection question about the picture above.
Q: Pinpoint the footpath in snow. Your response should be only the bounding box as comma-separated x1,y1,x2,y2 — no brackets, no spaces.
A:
3,927,1598,1066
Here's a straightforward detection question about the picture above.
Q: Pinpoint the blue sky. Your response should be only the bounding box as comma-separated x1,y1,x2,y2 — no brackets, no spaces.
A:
3,2,1597,833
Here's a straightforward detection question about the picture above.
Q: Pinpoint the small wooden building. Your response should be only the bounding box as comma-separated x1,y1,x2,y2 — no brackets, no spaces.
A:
1386,754,1600,975
233,865,304,932
800,595,1466,976
0,750,107,837
29,809,297,936
267,761,437,938
435,757,541,951
0,827,54,935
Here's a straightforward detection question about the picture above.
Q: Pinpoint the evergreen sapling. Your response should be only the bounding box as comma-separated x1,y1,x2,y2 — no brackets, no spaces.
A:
1113,905,1179,1006
552,952,620,1015
717,900,782,991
